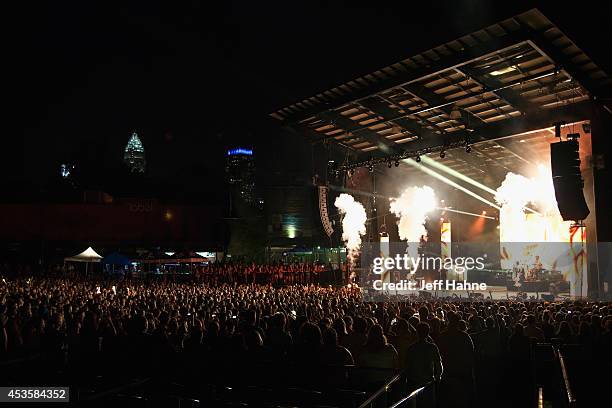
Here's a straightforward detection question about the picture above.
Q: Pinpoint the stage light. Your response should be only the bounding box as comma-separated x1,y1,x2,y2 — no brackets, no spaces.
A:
394,160,400,167
481,210,487,216
349,168,355,176
286,225,297,239
440,150,446,159
415,155,421,163
387,161,392,168
465,145,472,153
368,164,374,173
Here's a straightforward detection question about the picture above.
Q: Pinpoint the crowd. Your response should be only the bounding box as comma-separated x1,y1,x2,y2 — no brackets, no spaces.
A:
193,261,331,285
1,275,611,407
1,261,336,286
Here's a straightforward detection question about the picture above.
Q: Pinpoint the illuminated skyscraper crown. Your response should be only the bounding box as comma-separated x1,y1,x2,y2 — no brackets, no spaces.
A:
123,132,146,173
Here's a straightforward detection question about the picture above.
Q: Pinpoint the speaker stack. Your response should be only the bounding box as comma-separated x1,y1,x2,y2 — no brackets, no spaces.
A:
318,186,334,237
550,133,589,221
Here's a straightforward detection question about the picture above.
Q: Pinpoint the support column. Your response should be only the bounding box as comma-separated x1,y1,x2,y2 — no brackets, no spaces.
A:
590,102,612,299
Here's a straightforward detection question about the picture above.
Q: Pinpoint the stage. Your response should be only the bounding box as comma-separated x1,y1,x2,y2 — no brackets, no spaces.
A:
272,9,610,300
363,285,573,302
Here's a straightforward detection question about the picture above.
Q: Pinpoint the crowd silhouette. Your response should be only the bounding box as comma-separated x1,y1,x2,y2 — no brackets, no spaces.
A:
1,271,611,407
193,261,329,285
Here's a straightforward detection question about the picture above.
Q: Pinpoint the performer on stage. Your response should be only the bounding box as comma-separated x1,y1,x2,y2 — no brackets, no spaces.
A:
532,255,543,280
512,261,520,280
513,263,525,288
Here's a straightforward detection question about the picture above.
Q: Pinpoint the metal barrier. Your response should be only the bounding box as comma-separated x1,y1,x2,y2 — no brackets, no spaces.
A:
555,347,576,408
532,342,578,408
355,367,436,408
389,382,435,408
537,387,544,408
175,363,400,408
357,371,403,408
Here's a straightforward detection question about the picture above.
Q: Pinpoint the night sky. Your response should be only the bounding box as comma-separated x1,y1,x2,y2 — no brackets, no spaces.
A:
6,1,610,204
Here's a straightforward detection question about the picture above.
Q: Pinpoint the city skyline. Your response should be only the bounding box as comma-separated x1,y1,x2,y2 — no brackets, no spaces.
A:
7,2,611,204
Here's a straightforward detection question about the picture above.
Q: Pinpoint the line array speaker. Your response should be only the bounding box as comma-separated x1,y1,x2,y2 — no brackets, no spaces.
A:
550,140,589,221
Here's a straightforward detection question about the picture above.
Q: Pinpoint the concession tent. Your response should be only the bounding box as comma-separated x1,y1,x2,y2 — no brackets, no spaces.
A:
171,251,205,264
137,250,174,264
64,247,103,274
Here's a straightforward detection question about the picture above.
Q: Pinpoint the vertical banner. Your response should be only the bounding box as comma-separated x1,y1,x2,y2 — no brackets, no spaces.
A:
318,186,334,237
380,234,390,284
441,221,453,280
569,225,587,298
441,222,451,261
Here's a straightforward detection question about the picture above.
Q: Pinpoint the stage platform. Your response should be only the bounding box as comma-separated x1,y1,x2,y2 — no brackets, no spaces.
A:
364,285,572,301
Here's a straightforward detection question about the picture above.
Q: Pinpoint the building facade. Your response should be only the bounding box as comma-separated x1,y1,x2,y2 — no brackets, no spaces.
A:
225,148,256,206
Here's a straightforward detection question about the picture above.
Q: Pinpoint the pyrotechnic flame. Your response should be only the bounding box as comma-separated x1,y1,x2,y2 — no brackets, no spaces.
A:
495,164,559,217
389,186,437,243
334,194,367,265
495,164,570,242
496,164,575,277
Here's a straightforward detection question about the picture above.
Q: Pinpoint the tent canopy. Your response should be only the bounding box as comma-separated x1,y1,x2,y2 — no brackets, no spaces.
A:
102,252,130,266
172,251,204,259
65,247,103,263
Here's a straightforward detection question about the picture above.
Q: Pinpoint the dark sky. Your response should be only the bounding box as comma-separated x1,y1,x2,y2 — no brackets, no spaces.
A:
7,0,610,199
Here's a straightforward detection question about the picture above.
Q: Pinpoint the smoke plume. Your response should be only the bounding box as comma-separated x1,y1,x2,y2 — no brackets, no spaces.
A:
334,194,367,264
389,186,437,243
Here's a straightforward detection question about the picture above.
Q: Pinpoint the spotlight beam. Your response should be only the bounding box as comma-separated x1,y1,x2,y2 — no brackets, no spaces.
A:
420,155,540,215
436,207,496,220
327,184,496,221
421,155,497,195
403,159,501,210
365,205,496,223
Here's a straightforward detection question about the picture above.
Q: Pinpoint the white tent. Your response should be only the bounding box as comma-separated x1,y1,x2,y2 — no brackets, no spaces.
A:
64,247,103,263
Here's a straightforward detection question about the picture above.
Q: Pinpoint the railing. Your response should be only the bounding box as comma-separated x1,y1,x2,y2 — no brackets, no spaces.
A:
389,381,435,408
532,342,578,408
537,387,544,408
556,348,576,408
357,370,403,408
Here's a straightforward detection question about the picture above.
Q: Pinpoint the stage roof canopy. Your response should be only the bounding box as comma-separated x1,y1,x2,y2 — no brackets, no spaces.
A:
271,9,611,166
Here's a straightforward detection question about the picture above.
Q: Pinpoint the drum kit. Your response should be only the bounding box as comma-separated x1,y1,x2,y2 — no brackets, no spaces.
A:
512,258,546,286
